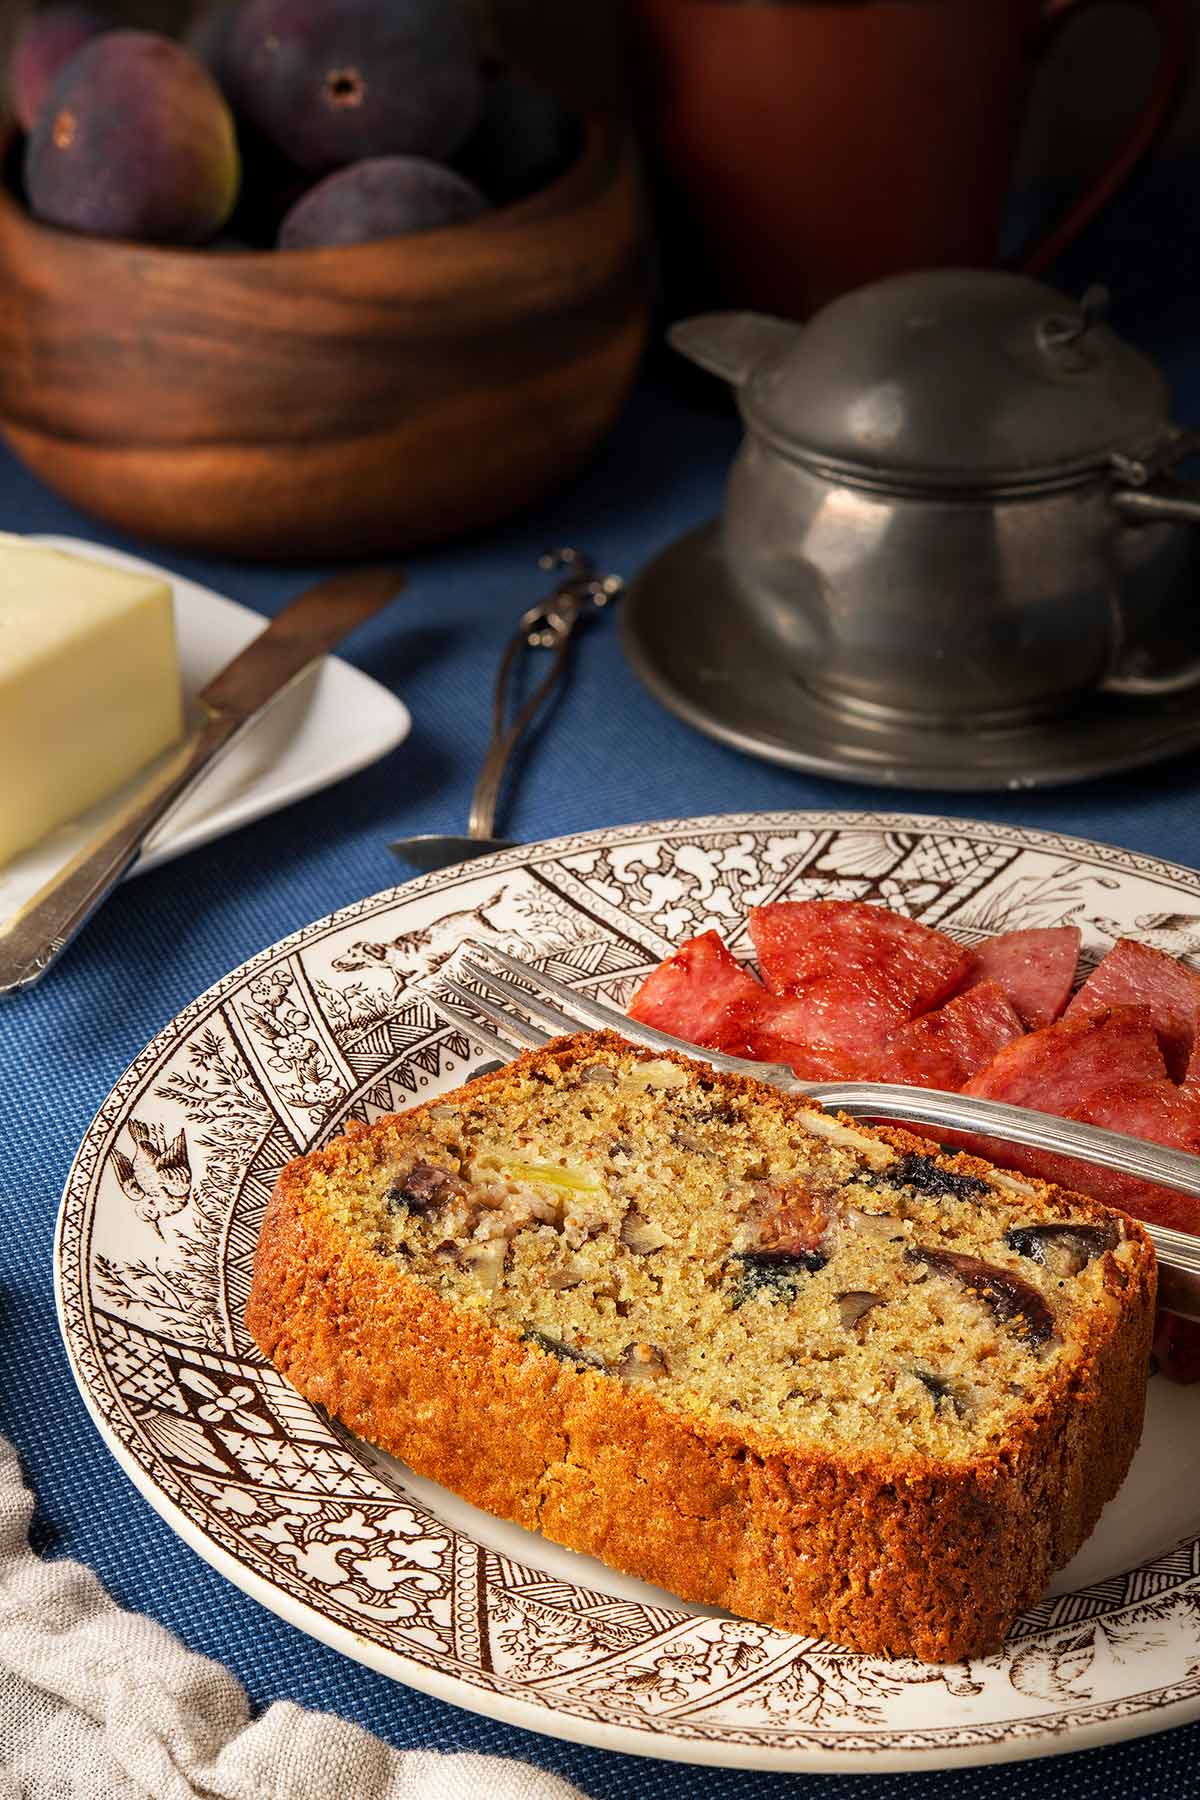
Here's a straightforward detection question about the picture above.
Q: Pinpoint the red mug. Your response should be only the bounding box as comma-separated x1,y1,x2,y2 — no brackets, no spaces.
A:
630,0,1193,318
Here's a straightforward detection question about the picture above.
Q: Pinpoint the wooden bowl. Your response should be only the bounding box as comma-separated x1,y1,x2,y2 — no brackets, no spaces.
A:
0,121,648,561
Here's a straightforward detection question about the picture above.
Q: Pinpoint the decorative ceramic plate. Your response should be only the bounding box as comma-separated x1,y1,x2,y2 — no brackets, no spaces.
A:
0,538,410,928
56,813,1200,1773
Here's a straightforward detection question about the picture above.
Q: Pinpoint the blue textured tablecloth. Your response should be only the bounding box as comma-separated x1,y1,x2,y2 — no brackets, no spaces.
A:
6,159,1200,1798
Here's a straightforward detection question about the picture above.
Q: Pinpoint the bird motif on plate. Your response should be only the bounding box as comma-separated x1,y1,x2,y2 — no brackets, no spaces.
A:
111,1119,192,1236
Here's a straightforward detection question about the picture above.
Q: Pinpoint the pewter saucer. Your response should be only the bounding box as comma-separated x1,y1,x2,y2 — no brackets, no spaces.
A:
621,523,1200,791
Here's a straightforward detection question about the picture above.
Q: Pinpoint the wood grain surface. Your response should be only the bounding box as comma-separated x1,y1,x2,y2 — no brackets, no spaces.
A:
0,120,648,560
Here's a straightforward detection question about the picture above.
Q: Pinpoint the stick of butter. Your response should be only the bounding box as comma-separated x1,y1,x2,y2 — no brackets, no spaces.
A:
0,538,184,869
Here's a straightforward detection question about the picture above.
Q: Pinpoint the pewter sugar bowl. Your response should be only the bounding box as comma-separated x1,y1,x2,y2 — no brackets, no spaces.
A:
671,270,1200,727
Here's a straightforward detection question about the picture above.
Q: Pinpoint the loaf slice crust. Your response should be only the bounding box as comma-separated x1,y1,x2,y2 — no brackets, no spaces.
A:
245,1031,1156,1662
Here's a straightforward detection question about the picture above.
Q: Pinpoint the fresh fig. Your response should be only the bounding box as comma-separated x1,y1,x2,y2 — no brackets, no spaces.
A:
456,74,579,207
184,1,242,104
24,31,240,245
9,3,110,133
231,0,483,174
278,155,486,249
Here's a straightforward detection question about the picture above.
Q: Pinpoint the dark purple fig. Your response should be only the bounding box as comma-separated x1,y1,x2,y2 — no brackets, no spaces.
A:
277,155,486,248
231,0,483,176
906,1246,1055,1348
24,32,240,245
9,3,111,133
188,7,309,247
185,2,242,104
455,74,579,207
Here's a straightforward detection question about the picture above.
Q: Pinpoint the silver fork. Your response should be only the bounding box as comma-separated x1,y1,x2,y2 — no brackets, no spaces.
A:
425,937,1200,1323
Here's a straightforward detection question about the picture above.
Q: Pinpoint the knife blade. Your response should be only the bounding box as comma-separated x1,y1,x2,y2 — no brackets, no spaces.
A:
0,564,404,996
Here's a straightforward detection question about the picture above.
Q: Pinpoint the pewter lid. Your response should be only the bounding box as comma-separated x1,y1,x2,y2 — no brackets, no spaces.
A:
676,271,1171,489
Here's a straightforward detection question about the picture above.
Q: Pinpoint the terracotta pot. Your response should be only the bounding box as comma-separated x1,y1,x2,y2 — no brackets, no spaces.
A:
630,0,1193,318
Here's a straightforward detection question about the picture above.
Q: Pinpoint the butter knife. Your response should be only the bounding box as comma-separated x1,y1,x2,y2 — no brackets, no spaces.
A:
0,565,404,995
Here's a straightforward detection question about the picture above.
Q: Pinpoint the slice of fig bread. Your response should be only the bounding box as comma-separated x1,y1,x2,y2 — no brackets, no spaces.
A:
370,1042,1143,1452
246,1031,1156,1659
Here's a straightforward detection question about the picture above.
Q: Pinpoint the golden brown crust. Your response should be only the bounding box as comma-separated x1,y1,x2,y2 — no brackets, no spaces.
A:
245,1031,1157,1663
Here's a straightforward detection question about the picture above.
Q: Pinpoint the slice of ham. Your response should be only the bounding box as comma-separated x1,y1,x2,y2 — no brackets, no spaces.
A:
726,1013,877,1081
960,1007,1200,1236
1066,937,1200,1082
1065,1080,1200,1232
965,1005,1168,1110
953,1077,1200,1237
746,901,971,1055
722,979,1024,1087
628,930,764,1051
872,980,1027,1091
962,926,1080,1030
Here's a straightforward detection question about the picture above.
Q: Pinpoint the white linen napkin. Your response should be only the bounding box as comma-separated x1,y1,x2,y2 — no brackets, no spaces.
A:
0,1435,588,1800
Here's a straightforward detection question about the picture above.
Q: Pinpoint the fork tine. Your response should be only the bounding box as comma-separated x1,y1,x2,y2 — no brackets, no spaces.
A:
426,994,524,1065
438,973,552,1052
464,938,797,1080
465,939,687,1051
457,952,580,1037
